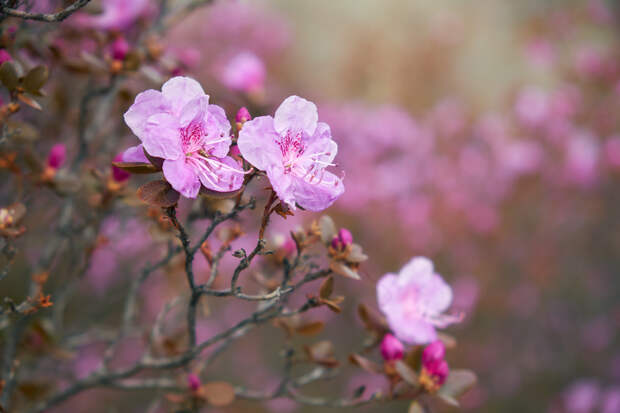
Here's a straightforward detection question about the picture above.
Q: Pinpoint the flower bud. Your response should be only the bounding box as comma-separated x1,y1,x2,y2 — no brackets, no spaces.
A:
422,340,445,365
0,49,11,65
187,373,201,391
425,359,449,386
236,107,252,123
380,333,404,361
229,145,241,158
47,144,66,169
110,36,130,61
111,154,130,182
331,228,353,250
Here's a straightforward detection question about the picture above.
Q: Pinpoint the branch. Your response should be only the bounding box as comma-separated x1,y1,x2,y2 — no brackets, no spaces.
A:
0,0,91,22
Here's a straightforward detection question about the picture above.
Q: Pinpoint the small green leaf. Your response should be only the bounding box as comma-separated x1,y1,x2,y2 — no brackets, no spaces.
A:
23,65,49,94
0,61,19,90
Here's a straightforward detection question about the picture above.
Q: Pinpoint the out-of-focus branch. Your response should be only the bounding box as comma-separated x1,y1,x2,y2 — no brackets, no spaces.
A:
0,0,91,22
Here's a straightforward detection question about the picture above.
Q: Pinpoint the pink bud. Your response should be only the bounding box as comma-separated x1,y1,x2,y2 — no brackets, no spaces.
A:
380,333,404,361
111,154,130,182
229,145,241,157
426,359,449,385
0,49,12,65
422,340,445,365
236,107,251,123
187,373,201,391
110,36,129,61
331,228,353,250
47,144,66,169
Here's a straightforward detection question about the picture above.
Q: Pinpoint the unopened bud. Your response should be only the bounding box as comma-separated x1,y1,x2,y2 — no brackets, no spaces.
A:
380,333,404,361
47,143,66,169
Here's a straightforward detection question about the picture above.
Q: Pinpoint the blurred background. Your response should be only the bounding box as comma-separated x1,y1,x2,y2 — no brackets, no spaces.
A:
3,0,620,412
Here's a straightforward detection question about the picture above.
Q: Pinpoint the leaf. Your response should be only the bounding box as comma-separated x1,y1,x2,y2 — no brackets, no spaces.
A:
0,61,19,90
349,354,382,374
394,360,418,386
201,381,235,406
330,261,361,280
305,340,334,361
112,161,159,174
137,180,180,207
347,244,368,263
357,303,388,333
320,298,342,313
437,369,477,406
319,276,334,299
6,120,39,142
296,321,324,336
23,66,48,94
17,93,42,110
199,186,244,199
318,215,336,244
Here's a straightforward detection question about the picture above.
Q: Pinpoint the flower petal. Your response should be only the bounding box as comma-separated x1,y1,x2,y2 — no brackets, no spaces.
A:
143,113,183,160
162,158,200,198
266,165,295,209
204,104,232,158
292,170,344,211
121,144,149,163
398,256,435,287
376,273,399,311
274,95,318,136
124,89,170,139
161,76,207,115
195,156,244,193
237,116,282,170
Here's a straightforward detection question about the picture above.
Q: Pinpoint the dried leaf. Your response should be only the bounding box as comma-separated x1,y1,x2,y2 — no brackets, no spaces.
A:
395,360,419,386
23,65,49,94
112,161,159,174
330,261,361,280
319,276,334,299
17,93,42,110
320,298,342,313
347,244,368,263
201,381,235,406
199,186,244,199
296,321,324,336
0,61,19,90
349,353,382,374
137,180,180,207
318,215,336,244
358,303,389,333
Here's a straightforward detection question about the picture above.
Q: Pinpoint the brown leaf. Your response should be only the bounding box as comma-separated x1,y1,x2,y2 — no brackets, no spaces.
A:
137,180,180,207
112,161,159,174
395,361,419,386
320,298,342,313
349,353,382,374
319,275,334,299
358,303,389,333
318,215,336,244
17,93,42,110
199,186,244,199
201,381,235,406
23,65,49,94
296,321,324,336
330,261,361,280
347,244,368,263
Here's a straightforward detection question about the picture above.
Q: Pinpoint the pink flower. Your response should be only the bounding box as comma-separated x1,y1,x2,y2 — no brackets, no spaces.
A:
47,143,66,169
380,333,404,361
74,0,150,31
111,154,130,182
236,107,252,123
421,341,449,386
0,49,11,65
220,51,266,93
376,257,460,344
331,228,353,250
123,77,244,198
187,373,201,391
109,36,130,61
237,96,344,211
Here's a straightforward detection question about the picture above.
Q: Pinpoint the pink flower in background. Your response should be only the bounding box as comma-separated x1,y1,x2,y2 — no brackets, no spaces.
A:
238,95,344,211
563,379,600,413
514,87,550,128
380,333,404,361
220,51,266,93
0,49,11,65
47,143,66,169
604,136,620,168
123,77,244,198
75,0,150,31
377,257,461,344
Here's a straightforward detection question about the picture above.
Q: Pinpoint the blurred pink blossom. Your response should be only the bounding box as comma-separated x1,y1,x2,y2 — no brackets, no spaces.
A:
220,51,266,93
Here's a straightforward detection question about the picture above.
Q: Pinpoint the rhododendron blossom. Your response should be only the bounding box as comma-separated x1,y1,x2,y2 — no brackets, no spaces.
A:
75,0,150,31
123,77,244,198
237,96,344,211
220,51,266,93
377,257,461,344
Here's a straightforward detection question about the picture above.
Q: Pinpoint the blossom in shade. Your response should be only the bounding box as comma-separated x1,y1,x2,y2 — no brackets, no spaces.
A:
380,333,404,361
74,0,150,31
111,154,130,182
237,95,344,211
47,143,66,169
220,51,266,93
123,76,244,198
0,49,11,65
376,257,461,344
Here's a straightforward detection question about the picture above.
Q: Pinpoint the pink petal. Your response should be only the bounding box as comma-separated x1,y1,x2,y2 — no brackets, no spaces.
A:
237,116,282,170
179,95,209,128
196,156,243,193
204,104,232,158
274,95,318,136
162,158,200,198
123,90,170,140
292,170,344,211
266,166,295,209
143,113,183,160
161,76,207,115
121,144,149,163
398,257,434,287
376,273,399,311
389,311,437,344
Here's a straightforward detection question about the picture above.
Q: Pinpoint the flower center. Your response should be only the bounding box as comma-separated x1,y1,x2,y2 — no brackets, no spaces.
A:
180,121,206,155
